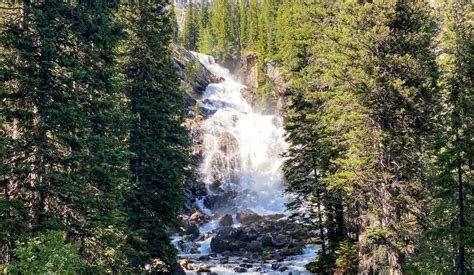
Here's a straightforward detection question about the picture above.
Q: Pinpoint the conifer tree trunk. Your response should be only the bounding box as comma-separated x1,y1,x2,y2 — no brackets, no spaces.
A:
456,131,466,275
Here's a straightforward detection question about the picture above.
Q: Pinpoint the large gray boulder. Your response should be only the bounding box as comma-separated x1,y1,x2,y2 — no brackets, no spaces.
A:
204,191,238,211
274,233,290,249
247,240,263,253
184,222,199,239
261,233,274,247
236,209,262,225
210,227,250,253
219,214,233,227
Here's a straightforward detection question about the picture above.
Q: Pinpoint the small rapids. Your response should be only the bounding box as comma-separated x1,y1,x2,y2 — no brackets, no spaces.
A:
173,53,319,274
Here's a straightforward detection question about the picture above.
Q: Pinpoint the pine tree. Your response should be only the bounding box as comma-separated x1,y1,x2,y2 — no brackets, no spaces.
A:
198,27,214,55
122,0,189,267
415,1,473,273
283,1,440,273
248,0,259,50
0,0,129,271
274,0,311,72
238,0,249,49
170,1,180,44
281,1,348,272
209,0,239,65
309,2,439,273
0,1,29,264
182,2,200,51
199,2,209,31
364,2,439,272
197,3,214,55
259,0,280,56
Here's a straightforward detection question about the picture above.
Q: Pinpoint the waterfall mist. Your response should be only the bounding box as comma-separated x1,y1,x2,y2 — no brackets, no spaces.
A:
194,52,288,215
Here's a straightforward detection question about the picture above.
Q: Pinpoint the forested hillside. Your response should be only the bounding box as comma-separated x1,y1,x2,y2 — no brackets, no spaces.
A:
0,0,472,274
0,1,187,273
179,0,473,273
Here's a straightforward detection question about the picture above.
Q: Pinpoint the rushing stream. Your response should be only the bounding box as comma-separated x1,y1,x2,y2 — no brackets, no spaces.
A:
174,53,318,274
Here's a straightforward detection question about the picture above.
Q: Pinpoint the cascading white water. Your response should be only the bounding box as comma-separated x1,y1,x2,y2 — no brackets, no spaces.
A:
194,52,288,215
174,53,319,274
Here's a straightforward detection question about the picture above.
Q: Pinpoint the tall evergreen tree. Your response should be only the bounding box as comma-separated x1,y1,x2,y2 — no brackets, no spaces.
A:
247,0,259,49
281,2,349,272
238,0,249,49
122,0,189,268
258,0,280,56
283,1,440,273
199,2,209,31
0,0,129,271
182,2,200,51
415,1,473,273
209,0,239,65
198,3,214,55
274,0,311,72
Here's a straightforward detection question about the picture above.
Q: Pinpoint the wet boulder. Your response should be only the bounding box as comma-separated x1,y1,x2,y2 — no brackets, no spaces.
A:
247,240,263,253
241,87,257,106
148,259,185,274
281,244,303,256
219,214,233,227
178,259,190,270
219,227,248,241
173,48,218,96
210,236,227,253
210,238,246,253
274,233,290,249
261,234,274,247
186,177,207,197
236,209,262,225
211,227,249,253
185,222,199,238
203,194,219,209
198,104,218,118
218,132,239,155
265,213,285,220
209,180,224,192
176,240,199,254
188,209,209,225
234,266,247,273
170,263,186,275
186,263,211,272
204,191,238,211
274,252,284,262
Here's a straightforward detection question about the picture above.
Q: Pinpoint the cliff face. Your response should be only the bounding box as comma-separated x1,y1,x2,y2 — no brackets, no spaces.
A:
173,47,219,109
173,47,219,201
263,61,291,115
240,53,290,115
241,53,259,90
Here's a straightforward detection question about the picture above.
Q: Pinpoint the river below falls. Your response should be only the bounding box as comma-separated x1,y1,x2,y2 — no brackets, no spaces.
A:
173,52,319,274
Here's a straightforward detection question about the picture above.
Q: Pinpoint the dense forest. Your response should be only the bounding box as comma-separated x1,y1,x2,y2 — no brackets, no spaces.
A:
0,0,187,273
0,0,472,274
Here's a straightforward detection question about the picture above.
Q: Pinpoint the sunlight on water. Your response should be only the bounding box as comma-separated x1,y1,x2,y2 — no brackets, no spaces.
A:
192,52,288,215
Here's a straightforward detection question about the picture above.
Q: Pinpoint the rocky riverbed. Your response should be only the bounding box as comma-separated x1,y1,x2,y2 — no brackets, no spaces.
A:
174,201,319,274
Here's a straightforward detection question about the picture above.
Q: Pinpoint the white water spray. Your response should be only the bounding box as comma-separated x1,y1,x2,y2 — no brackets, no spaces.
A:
194,52,288,215
174,53,319,274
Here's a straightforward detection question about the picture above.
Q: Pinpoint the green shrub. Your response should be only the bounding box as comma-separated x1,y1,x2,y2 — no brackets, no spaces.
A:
9,231,83,274
334,240,359,274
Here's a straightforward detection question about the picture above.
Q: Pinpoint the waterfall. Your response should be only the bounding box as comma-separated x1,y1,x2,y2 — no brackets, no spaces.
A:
173,53,319,274
194,52,288,215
